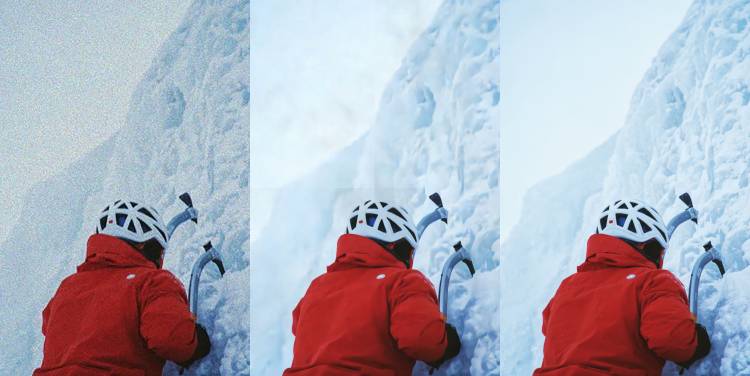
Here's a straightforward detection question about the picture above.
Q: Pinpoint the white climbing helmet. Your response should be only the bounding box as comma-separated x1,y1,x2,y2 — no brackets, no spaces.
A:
96,200,169,249
596,199,668,250
346,200,418,248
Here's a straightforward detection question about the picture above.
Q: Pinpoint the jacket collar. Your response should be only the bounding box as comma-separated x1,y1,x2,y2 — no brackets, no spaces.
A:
327,234,406,272
78,234,156,272
578,234,656,272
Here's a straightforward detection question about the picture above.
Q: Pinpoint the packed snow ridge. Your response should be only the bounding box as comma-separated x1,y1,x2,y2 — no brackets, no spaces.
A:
0,0,250,374
250,0,500,375
501,0,750,374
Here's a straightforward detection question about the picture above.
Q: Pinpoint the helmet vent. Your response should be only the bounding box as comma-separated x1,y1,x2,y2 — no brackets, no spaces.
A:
352,205,359,213
138,208,156,221
368,203,378,210
615,213,627,226
102,206,109,213
639,219,651,232
116,213,128,226
599,216,607,229
617,202,628,210
366,213,378,227
388,207,407,221
602,205,609,213
141,221,152,232
638,207,656,220
127,220,137,233
117,202,128,210
655,227,667,242
154,226,167,242
99,216,107,229
349,216,357,229
627,220,636,233
405,226,416,241
389,219,402,232
380,202,387,207
377,220,386,233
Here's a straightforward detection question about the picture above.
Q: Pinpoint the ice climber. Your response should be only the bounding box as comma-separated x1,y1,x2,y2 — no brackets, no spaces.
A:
534,199,711,375
34,200,211,376
284,200,462,375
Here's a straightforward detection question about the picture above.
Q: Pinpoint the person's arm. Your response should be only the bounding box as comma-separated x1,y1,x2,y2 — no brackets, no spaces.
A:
139,271,211,366
291,300,302,336
541,298,553,336
639,271,706,364
388,271,460,365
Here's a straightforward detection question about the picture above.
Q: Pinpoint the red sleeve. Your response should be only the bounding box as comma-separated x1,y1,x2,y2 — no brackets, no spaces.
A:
41,301,51,336
138,271,198,363
291,299,302,336
388,270,447,362
639,270,697,362
541,298,552,336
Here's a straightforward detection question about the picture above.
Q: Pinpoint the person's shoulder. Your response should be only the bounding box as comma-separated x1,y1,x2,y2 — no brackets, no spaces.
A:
392,268,436,291
641,268,686,292
139,268,188,292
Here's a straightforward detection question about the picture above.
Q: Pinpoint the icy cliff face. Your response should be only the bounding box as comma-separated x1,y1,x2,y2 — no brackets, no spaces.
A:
501,0,750,374
250,0,500,374
0,0,250,374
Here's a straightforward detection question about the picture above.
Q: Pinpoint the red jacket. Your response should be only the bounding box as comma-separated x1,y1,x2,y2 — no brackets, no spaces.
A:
284,234,448,376
34,234,199,376
534,234,698,376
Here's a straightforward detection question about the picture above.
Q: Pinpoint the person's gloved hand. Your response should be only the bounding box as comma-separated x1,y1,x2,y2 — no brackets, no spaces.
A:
179,323,212,368
678,323,711,369
428,323,462,369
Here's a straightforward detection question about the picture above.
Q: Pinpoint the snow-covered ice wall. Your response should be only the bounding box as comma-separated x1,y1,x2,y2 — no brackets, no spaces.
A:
501,0,750,374
0,0,250,374
250,0,500,375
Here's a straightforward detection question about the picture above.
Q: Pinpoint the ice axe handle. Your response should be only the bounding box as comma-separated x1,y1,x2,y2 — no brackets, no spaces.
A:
203,241,226,276
429,193,447,224
702,242,726,277
679,193,698,224
179,193,198,224
452,242,476,275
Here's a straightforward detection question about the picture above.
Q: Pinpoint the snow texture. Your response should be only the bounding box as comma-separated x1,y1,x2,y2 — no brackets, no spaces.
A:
0,0,250,374
501,0,750,374
250,0,500,375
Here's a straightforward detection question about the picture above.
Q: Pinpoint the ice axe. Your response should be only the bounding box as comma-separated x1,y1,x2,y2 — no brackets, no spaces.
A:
416,193,448,239
438,241,476,318
666,193,698,239
167,192,198,238
688,241,725,321
188,241,226,315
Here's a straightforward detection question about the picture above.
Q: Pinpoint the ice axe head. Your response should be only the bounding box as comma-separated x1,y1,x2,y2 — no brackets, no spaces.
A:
703,241,726,276
453,241,476,276
679,192,697,224
203,241,226,276
179,192,197,223
429,193,447,224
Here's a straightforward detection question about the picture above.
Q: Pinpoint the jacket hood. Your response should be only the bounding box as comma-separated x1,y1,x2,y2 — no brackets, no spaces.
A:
78,234,156,272
327,234,407,272
578,234,657,272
